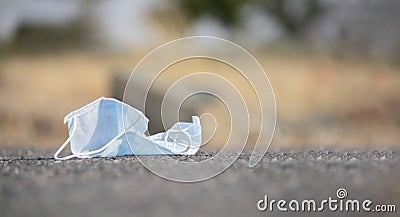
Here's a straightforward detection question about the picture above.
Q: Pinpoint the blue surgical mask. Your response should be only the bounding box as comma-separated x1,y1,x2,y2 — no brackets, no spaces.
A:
54,97,201,160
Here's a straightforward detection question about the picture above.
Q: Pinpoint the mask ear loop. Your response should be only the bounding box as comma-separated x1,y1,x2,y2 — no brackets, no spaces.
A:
164,129,192,154
54,112,142,160
162,116,201,154
54,117,78,160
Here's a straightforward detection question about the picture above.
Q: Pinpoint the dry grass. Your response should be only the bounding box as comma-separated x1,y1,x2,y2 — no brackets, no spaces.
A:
0,52,399,148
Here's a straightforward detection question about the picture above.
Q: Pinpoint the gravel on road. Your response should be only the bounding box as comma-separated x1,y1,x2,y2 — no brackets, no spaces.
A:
1,147,399,217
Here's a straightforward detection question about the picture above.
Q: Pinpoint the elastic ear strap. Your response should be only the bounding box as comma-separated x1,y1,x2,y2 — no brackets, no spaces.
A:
54,118,77,160
54,113,141,160
164,129,192,153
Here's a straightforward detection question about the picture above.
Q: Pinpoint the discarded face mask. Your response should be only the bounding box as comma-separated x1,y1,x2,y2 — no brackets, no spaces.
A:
54,97,201,160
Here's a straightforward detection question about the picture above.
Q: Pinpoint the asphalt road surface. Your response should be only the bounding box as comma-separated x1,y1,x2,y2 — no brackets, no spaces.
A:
1,147,399,217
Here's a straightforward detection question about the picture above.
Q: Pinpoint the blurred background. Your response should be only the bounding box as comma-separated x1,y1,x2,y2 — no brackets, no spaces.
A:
0,0,399,150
